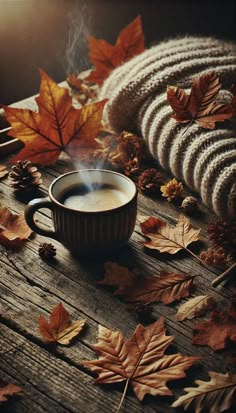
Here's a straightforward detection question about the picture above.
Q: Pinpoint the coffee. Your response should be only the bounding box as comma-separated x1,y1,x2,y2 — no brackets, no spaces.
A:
58,183,129,212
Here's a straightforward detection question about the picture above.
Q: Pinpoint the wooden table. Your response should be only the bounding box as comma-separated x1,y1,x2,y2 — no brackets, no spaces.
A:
0,94,235,413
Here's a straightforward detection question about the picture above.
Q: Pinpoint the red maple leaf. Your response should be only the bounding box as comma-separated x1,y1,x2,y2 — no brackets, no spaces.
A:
86,16,145,85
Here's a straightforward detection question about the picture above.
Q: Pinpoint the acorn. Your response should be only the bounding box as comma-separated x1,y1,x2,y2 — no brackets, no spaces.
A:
181,196,198,212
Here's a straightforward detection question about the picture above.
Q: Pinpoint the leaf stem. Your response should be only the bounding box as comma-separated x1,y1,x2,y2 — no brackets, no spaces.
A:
185,248,206,266
115,379,130,413
211,262,236,287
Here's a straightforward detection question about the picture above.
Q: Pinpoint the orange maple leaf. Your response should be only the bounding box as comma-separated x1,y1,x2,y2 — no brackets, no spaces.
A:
39,303,85,345
192,304,236,351
140,214,200,254
3,69,107,166
0,207,32,249
0,378,22,403
86,16,145,85
167,72,232,129
83,317,200,410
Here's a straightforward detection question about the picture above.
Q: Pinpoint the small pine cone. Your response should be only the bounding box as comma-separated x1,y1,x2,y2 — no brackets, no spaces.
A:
181,196,198,212
9,160,42,192
38,243,57,259
131,301,152,317
200,247,231,266
160,178,183,202
138,168,164,195
207,219,236,257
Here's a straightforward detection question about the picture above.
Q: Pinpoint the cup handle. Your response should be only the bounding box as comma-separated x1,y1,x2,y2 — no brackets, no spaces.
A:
24,197,58,240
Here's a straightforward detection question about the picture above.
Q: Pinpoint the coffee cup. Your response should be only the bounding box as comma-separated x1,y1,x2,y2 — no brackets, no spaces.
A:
24,169,137,255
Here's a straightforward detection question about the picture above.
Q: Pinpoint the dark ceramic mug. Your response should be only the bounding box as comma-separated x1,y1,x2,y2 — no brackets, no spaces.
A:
24,169,137,255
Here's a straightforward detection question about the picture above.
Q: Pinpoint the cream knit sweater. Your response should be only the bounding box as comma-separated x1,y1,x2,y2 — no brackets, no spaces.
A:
100,36,236,219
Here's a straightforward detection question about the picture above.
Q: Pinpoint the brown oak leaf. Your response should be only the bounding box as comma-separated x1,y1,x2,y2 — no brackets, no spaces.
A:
0,207,33,249
0,165,8,179
172,371,236,413
167,72,232,129
3,69,107,166
83,317,200,410
192,304,236,351
140,214,200,254
99,262,194,306
39,303,85,345
176,295,216,321
0,378,22,403
86,16,145,85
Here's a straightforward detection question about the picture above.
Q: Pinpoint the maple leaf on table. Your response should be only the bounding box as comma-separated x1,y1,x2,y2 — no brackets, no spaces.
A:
83,317,200,412
192,304,236,351
0,207,32,249
167,72,232,129
3,69,107,166
140,214,200,256
86,15,145,85
172,371,236,413
99,262,194,307
39,303,85,345
0,378,22,403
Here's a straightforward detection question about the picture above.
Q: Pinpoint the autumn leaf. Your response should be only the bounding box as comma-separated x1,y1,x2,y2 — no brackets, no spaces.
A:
0,378,22,403
39,303,85,345
3,69,107,166
172,371,236,413
140,214,200,254
230,83,236,116
0,165,8,179
176,295,216,321
99,262,194,306
86,16,145,85
167,72,232,129
83,317,200,412
0,207,32,249
192,304,236,351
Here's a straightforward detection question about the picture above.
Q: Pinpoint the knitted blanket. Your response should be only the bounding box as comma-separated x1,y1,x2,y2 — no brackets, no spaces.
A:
100,36,236,219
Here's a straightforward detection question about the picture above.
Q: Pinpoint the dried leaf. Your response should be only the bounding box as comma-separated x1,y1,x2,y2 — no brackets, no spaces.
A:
99,262,194,306
0,165,8,179
230,83,236,116
86,16,145,85
140,214,200,254
83,317,200,408
176,295,216,321
192,304,236,351
39,303,85,345
0,207,33,249
0,378,22,403
167,72,232,129
66,74,97,105
172,371,236,413
3,69,107,166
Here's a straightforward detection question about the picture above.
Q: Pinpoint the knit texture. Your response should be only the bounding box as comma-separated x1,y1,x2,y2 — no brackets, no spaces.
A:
100,36,236,219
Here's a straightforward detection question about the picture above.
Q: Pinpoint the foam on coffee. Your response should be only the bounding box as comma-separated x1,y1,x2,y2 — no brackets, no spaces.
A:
59,183,129,212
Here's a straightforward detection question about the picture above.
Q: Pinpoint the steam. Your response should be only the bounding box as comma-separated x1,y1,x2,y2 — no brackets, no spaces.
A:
65,2,91,75
65,2,107,177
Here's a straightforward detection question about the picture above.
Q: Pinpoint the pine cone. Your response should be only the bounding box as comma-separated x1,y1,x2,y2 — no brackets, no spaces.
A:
200,247,231,266
181,196,198,212
38,243,56,259
130,301,153,317
207,219,236,257
138,168,164,195
160,178,183,202
9,160,42,192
